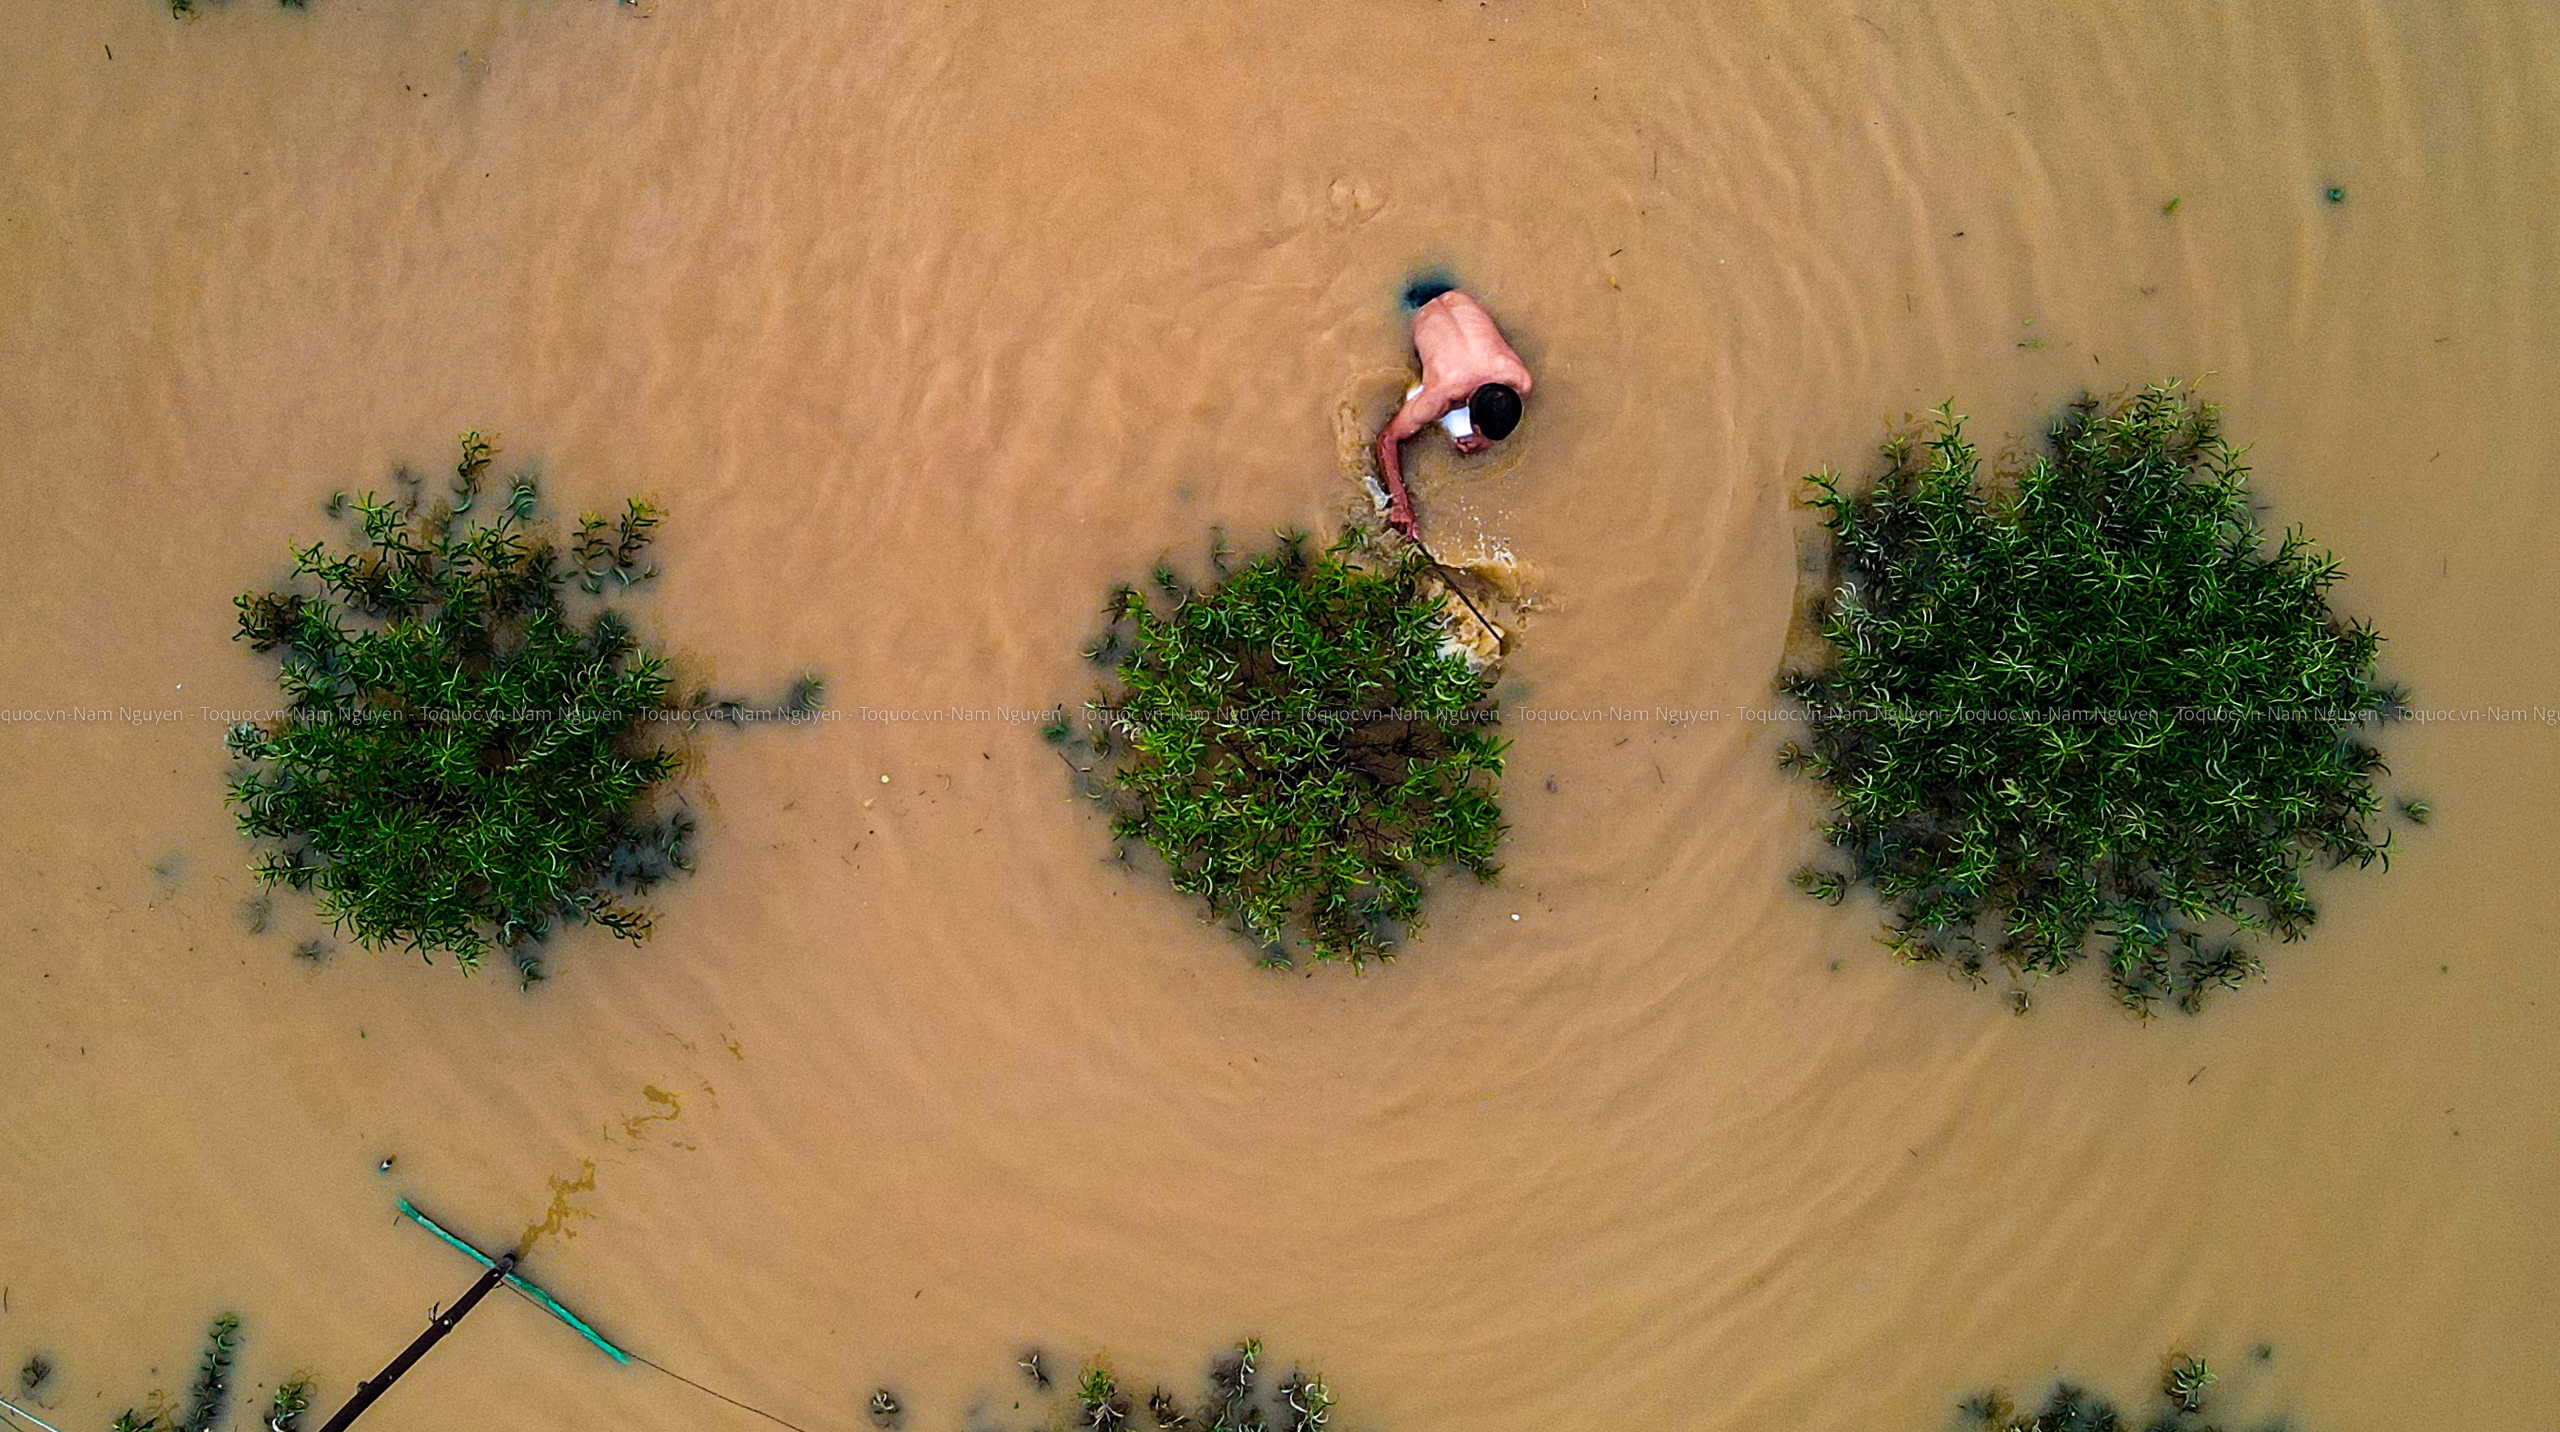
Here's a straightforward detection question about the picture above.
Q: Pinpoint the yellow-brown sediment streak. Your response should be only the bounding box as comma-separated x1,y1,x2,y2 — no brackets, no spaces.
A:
515,1158,598,1259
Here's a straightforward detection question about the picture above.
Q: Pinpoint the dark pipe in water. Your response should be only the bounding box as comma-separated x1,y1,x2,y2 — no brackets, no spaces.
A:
316,1252,518,1432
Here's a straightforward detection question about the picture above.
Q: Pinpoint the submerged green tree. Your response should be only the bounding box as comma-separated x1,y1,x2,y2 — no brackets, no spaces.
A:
1783,384,2405,1016
1065,531,1505,968
227,433,805,986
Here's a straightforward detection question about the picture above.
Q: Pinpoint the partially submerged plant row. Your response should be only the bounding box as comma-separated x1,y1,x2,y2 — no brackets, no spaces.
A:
984,1340,1338,1432
168,0,305,14
1783,385,2407,1015
167,0,633,15
15,1314,315,1432
226,433,816,986
1961,1351,2288,1432
1059,530,1505,968
103,1315,314,1432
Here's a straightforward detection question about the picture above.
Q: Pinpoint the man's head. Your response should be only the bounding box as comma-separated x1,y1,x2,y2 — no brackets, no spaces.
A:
1468,383,1523,442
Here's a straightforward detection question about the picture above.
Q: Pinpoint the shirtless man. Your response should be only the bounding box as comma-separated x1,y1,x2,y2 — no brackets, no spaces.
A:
1373,282,1534,538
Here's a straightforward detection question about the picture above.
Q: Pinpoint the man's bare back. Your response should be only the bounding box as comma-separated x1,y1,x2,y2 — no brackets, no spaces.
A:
1374,288,1533,538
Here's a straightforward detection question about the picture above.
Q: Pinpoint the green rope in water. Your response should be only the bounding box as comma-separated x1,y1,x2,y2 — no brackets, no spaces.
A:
395,1197,818,1431
395,1198,630,1364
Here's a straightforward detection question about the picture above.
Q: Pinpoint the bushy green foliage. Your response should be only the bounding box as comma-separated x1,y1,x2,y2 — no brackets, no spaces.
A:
227,434,717,986
1068,532,1505,968
1784,385,2403,1015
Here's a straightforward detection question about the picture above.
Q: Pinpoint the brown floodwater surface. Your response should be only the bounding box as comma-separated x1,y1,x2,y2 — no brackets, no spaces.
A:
2,2,2556,1429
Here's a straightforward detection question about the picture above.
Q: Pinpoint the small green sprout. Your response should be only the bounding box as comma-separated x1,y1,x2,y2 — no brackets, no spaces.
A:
1078,1364,1130,1432
2164,1353,2215,1413
268,1373,316,1431
1276,1368,1335,1432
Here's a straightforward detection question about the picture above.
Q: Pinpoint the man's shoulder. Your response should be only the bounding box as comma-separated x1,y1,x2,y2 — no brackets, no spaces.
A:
1427,288,1489,319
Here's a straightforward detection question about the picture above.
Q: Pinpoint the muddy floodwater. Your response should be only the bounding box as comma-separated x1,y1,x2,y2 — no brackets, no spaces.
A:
2,2,2555,1429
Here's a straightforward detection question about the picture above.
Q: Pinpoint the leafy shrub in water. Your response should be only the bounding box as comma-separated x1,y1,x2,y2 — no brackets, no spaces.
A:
227,434,809,986
1065,531,1505,968
1783,385,2404,1016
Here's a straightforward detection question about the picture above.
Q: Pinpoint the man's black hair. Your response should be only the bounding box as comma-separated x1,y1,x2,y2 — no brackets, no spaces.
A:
1469,383,1523,441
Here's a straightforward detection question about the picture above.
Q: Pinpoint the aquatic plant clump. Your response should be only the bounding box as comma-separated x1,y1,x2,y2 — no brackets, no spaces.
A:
1067,532,1505,967
227,434,700,986
1784,385,2403,1016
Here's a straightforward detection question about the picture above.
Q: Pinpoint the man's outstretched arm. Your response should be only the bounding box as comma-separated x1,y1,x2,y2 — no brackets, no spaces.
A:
1371,390,1443,538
